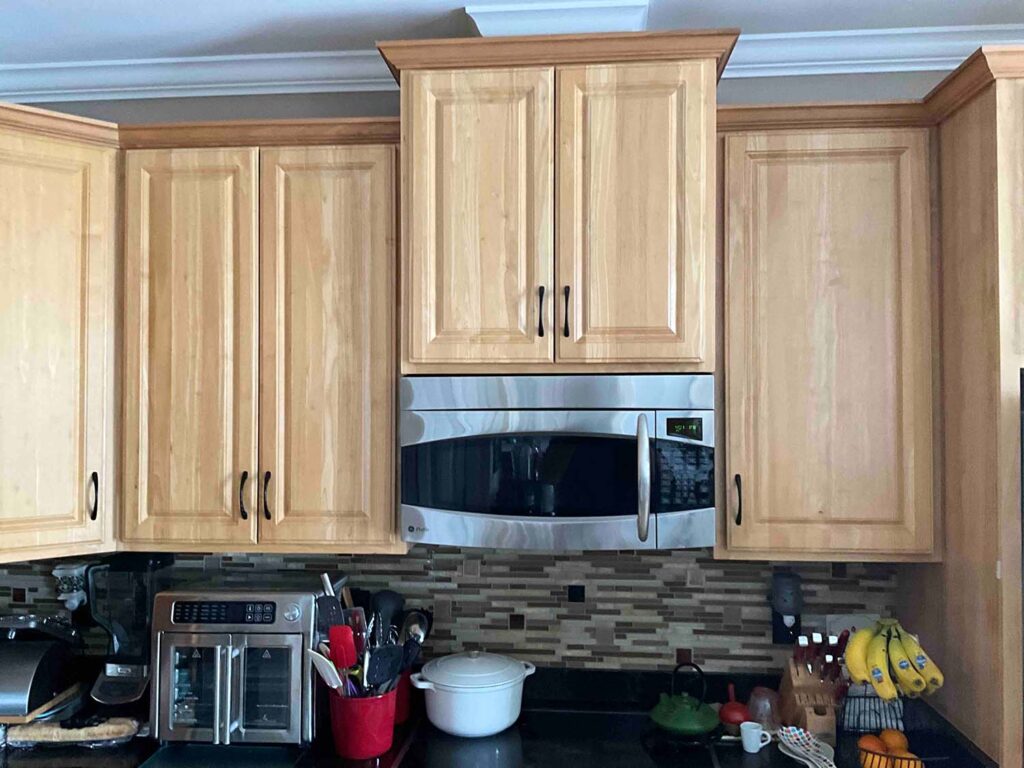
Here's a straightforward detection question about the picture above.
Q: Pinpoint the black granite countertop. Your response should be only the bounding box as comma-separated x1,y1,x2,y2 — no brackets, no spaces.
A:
0,667,995,768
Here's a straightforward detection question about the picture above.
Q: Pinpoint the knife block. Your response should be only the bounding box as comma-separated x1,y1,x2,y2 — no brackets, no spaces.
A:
778,659,840,745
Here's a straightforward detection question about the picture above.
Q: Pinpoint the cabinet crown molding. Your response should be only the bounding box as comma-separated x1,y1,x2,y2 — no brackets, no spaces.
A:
377,28,740,81
0,102,118,147
118,117,400,149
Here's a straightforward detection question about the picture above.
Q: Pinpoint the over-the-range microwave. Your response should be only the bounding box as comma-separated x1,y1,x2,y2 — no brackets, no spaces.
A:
399,375,714,551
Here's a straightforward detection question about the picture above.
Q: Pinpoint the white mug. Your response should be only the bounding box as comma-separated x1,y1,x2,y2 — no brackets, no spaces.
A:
740,721,772,754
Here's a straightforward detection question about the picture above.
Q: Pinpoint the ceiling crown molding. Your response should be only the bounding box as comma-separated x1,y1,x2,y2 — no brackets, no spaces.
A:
726,23,1024,78
0,50,396,104
464,0,649,37
2,24,1024,104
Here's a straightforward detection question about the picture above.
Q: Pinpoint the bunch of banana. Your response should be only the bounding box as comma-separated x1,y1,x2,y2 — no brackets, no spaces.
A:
841,620,944,701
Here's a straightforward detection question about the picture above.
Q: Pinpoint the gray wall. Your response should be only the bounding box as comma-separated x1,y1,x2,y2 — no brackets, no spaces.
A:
31,71,947,124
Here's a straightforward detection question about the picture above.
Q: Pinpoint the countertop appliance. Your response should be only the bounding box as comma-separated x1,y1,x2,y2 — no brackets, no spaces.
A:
150,589,316,746
0,616,81,723
400,374,715,551
88,553,172,705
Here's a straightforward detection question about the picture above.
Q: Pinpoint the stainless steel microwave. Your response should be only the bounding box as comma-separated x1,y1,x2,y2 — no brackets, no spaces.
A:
399,375,715,551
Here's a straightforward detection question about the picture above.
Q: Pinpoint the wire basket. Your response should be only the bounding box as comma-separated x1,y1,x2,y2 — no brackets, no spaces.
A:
840,686,906,733
858,749,925,768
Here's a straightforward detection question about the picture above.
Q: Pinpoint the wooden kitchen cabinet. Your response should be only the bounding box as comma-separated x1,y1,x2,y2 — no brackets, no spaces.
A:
556,61,715,365
258,145,400,550
121,147,260,546
380,31,736,373
721,128,936,559
0,108,117,562
402,67,555,366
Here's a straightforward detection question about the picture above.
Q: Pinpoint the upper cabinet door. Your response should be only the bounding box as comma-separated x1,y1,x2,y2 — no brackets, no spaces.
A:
403,67,554,367
258,146,400,550
556,61,715,366
0,128,116,561
723,129,935,558
122,148,259,545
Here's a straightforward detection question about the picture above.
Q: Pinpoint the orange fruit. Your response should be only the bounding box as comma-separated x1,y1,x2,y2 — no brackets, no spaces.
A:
858,735,888,753
880,729,909,752
889,749,923,767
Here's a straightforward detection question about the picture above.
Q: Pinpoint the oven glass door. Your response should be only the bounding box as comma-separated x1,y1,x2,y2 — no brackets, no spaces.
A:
401,410,658,549
229,634,302,744
158,632,229,743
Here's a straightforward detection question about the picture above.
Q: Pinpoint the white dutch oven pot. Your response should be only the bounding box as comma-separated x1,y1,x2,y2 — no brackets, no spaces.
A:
410,651,536,738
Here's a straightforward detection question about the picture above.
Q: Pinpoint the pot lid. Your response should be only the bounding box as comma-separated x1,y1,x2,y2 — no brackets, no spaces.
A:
421,651,528,689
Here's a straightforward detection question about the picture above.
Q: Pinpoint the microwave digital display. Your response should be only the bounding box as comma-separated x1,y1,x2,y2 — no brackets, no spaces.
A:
666,417,703,441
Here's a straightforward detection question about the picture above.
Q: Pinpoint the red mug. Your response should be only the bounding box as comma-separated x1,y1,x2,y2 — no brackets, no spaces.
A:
329,689,397,760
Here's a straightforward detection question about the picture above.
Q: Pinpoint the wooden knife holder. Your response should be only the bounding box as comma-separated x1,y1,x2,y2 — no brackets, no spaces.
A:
778,659,840,745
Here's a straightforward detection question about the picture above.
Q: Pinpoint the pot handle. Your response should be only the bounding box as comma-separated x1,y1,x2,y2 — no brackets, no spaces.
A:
409,673,434,691
523,662,536,678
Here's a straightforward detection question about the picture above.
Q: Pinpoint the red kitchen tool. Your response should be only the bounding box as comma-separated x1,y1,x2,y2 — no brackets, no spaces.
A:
835,629,850,657
329,625,357,669
719,683,750,734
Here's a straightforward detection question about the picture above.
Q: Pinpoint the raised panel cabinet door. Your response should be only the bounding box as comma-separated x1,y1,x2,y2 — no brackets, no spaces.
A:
259,146,399,549
557,61,715,366
723,129,935,558
0,127,116,561
403,67,554,367
122,148,259,545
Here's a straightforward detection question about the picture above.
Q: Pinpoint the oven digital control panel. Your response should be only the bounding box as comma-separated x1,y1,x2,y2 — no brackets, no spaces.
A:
172,600,277,625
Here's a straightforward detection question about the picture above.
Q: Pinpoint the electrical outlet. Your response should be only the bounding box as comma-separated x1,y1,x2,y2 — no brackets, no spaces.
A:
826,613,880,636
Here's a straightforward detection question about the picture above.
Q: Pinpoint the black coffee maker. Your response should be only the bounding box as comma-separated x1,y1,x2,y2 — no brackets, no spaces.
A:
87,554,172,705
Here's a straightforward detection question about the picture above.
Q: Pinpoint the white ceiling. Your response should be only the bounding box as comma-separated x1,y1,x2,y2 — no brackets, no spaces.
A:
1,0,1023,102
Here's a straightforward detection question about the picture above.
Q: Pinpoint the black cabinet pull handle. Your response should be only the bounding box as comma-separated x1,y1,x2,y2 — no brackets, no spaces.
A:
562,286,570,338
537,286,546,338
262,471,272,520
89,471,98,521
734,474,742,526
239,471,249,520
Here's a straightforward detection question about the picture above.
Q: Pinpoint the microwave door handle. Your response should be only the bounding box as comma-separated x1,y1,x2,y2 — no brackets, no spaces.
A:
212,645,223,745
637,413,651,542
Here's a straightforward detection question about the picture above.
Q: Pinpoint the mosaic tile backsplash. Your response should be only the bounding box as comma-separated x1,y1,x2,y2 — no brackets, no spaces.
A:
0,548,897,673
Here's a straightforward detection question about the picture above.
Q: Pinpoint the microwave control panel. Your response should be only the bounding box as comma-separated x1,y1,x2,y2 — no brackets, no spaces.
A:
172,600,276,625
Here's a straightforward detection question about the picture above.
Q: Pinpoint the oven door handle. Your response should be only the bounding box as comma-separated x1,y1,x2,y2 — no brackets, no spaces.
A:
212,645,224,745
222,645,236,745
636,413,651,543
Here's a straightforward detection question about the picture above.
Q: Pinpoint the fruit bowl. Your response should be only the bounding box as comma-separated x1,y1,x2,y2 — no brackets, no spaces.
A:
859,747,924,767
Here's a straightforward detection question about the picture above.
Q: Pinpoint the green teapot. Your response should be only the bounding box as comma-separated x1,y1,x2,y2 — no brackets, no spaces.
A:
650,663,720,736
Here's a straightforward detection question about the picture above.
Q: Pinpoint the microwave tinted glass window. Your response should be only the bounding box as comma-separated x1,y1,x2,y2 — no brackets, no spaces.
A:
654,439,714,512
402,435,637,517
243,647,291,730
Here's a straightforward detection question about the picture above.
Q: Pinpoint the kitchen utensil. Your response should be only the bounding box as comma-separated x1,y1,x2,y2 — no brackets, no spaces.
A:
317,594,344,634
836,629,850,657
718,682,750,734
321,573,335,597
366,644,404,691
318,641,331,658
400,637,421,672
370,590,405,641
362,648,371,691
341,586,355,610
343,607,368,655
411,651,536,738
746,686,782,730
400,610,429,645
740,721,772,754
779,726,838,768
307,649,344,691
779,739,834,768
649,663,720,737
329,625,357,670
